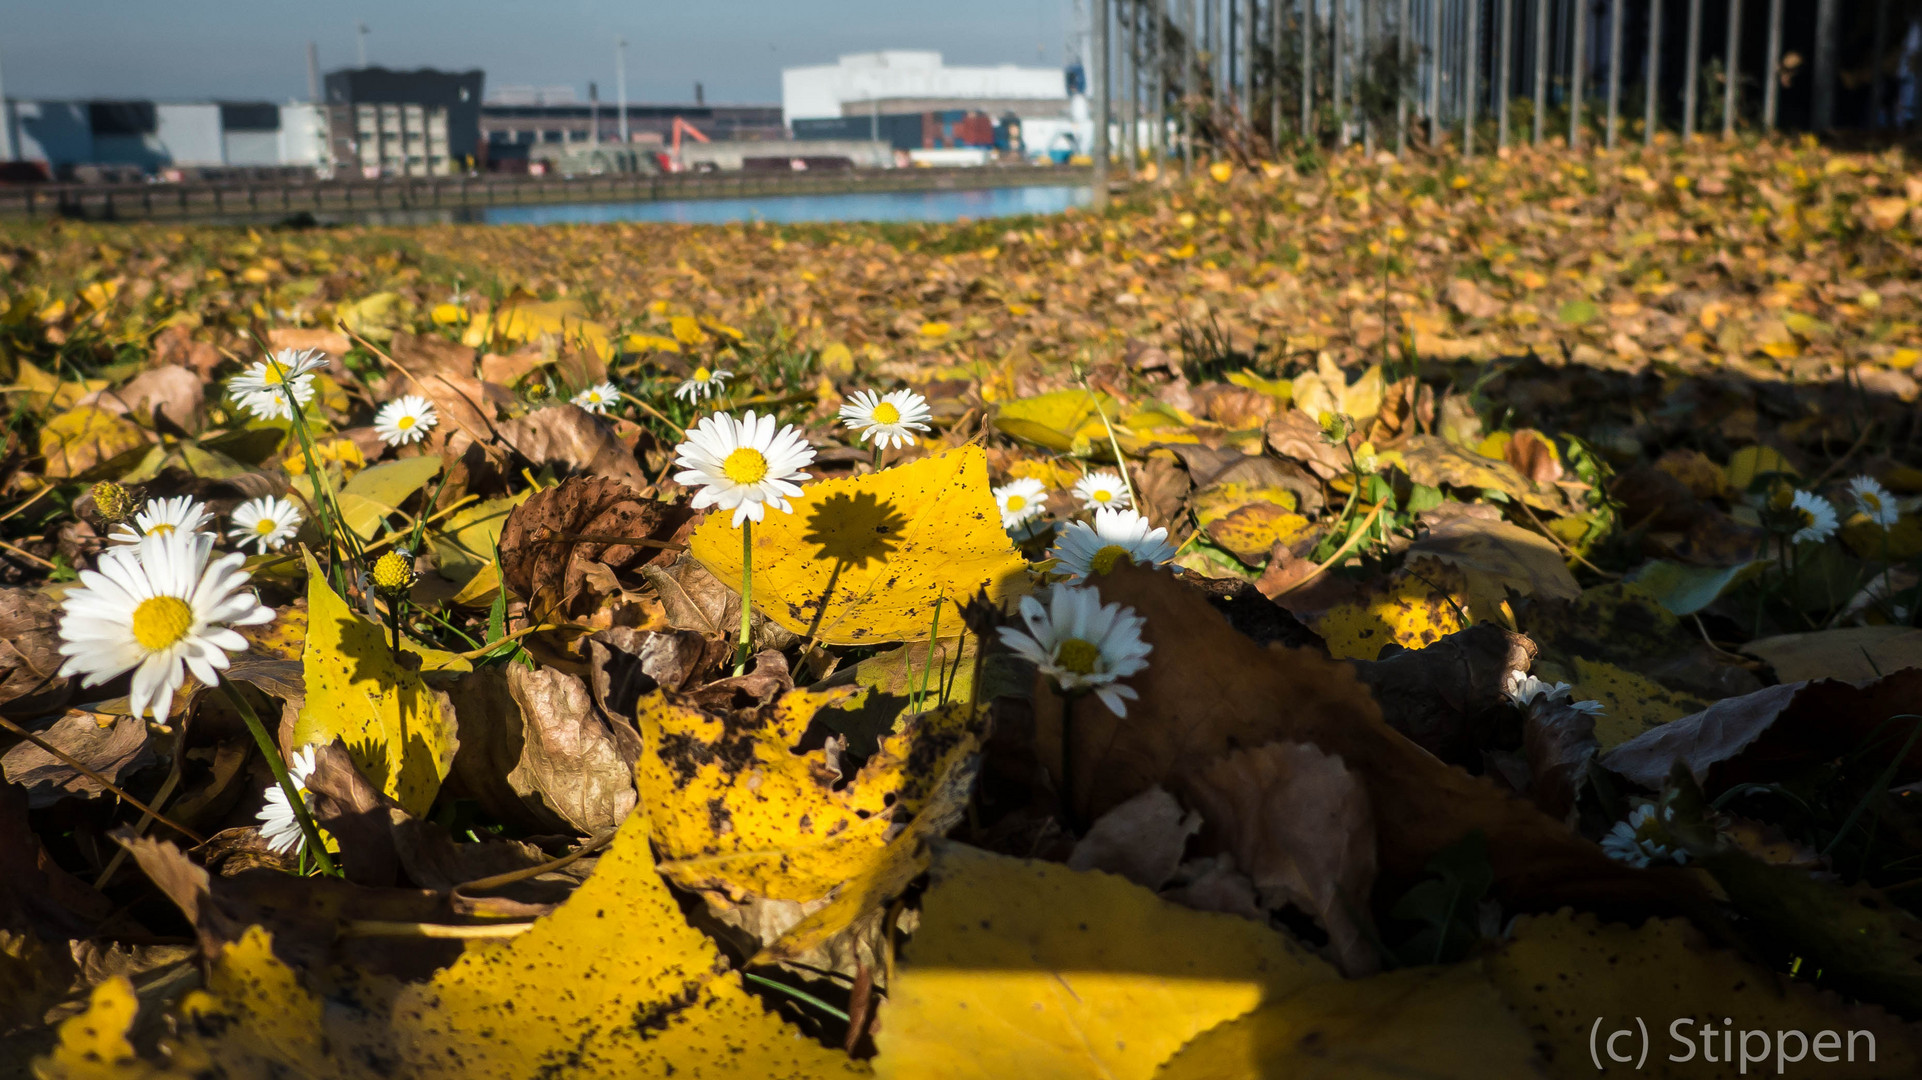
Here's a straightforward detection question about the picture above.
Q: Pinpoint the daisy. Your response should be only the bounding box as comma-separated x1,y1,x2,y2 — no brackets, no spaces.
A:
995,478,1049,532
674,366,731,403
227,495,303,554
109,496,213,547
1502,670,1605,716
256,744,320,856
1849,475,1900,530
228,348,327,421
56,530,274,721
1050,507,1178,582
839,388,934,451
373,394,439,446
573,381,621,415
1073,470,1133,512
996,585,1153,716
672,410,816,528
1599,803,1687,869
1789,489,1839,545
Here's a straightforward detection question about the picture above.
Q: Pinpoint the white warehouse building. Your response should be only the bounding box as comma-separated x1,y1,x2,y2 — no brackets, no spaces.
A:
780,50,1068,126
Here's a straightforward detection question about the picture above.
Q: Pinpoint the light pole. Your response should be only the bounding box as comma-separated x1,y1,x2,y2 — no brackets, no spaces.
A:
356,22,369,67
617,38,629,144
1094,0,1110,210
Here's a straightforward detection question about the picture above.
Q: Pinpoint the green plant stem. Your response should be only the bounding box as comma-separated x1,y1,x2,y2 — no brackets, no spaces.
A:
735,521,753,676
742,971,851,1023
1080,379,1137,513
911,597,945,713
872,443,885,472
218,678,336,876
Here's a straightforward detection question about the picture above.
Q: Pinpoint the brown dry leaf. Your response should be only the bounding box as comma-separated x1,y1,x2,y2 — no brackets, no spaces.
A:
1742,626,1922,683
1263,409,1349,480
1523,700,1600,822
1445,277,1506,320
641,552,798,650
0,711,154,809
1185,742,1380,976
1406,517,1581,615
498,475,691,626
493,403,651,492
1351,622,1536,764
267,326,350,359
1485,909,1922,1079
1066,785,1202,891
445,664,637,835
0,587,72,715
1153,965,1544,1080
873,841,1337,1080
1502,429,1564,484
1601,669,1922,793
1399,434,1564,511
1066,565,1699,912
303,740,405,887
79,364,205,434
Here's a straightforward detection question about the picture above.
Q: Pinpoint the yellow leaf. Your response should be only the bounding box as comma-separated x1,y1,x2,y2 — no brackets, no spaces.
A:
37,406,151,481
468,298,612,359
429,302,467,325
107,814,867,1078
688,447,1030,645
1208,160,1234,183
1572,656,1706,749
8,357,107,412
1398,434,1563,511
1202,503,1310,564
1223,369,1294,400
335,456,445,540
1153,966,1543,1080
624,331,682,354
295,551,455,818
669,313,708,345
449,560,502,607
872,843,1335,1080
430,491,529,582
917,321,952,337
1304,568,1469,661
1725,444,1798,491
34,977,193,1080
993,389,1121,453
640,691,982,902
1485,910,1920,1080
335,291,407,343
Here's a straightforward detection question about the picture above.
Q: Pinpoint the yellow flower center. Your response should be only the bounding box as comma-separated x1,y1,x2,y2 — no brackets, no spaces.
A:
871,401,902,425
255,518,278,535
131,595,194,652
260,363,288,387
147,522,176,537
1088,545,1132,576
722,447,770,485
1091,489,1114,503
397,414,416,429
1864,493,1885,512
1055,638,1101,676
372,551,414,591
693,367,712,382
1004,495,1028,512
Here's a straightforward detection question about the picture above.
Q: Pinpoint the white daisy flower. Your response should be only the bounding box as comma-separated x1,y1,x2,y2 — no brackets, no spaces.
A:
256,744,320,856
674,366,731,403
839,388,934,451
373,394,439,446
227,495,303,554
228,348,327,421
572,381,621,415
1049,507,1179,582
1849,475,1900,530
1073,470,1133,512
996,585,1153,717
56,530,275,721
1789,489,1839,545
1502,670,1604,716
109,496,213,547
994,477,1049,532
1599,803,1687,869
672,410,816,528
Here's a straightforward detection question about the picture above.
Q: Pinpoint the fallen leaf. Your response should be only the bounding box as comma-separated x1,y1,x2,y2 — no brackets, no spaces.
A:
1406,516,1581,614
1066,785,1201,891
498,476,692,626
37,407,150,481
1154,965,1543,1079
992,388,1119,453
1185,742,1380,975
0,586,72,715
0,711,154,809
492,403,651,492
1350,622,1536,764
687,446,1029,646
1743,626,1922,683
1299,566,1469,661
1399,434,1562,511
872,841,1336,1080
445,664,636,835
294,551,456,819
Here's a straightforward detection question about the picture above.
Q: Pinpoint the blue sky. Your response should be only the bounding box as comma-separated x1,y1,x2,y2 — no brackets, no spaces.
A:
0,0,1074,104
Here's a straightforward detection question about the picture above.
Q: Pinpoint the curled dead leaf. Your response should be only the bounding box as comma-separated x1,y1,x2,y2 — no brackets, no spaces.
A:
498,476,692,627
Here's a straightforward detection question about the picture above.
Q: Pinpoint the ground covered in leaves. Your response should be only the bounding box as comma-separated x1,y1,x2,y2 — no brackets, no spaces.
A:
4,136,1922,1078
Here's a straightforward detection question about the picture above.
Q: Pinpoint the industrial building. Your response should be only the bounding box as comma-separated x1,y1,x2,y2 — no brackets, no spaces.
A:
479,99,784,170
783,50,1084,163
0,98,324,180
323,67,484,178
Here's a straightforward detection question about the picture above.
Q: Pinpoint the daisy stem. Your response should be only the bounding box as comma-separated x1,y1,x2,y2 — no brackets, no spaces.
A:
735,521,753,676
873,443,885,472
218,677,337,877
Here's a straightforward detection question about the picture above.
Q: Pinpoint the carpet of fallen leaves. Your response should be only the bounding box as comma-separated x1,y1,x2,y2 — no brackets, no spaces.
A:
4,136,1922,1079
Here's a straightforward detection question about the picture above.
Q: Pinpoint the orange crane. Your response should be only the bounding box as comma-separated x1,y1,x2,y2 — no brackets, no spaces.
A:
654,116,710,173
